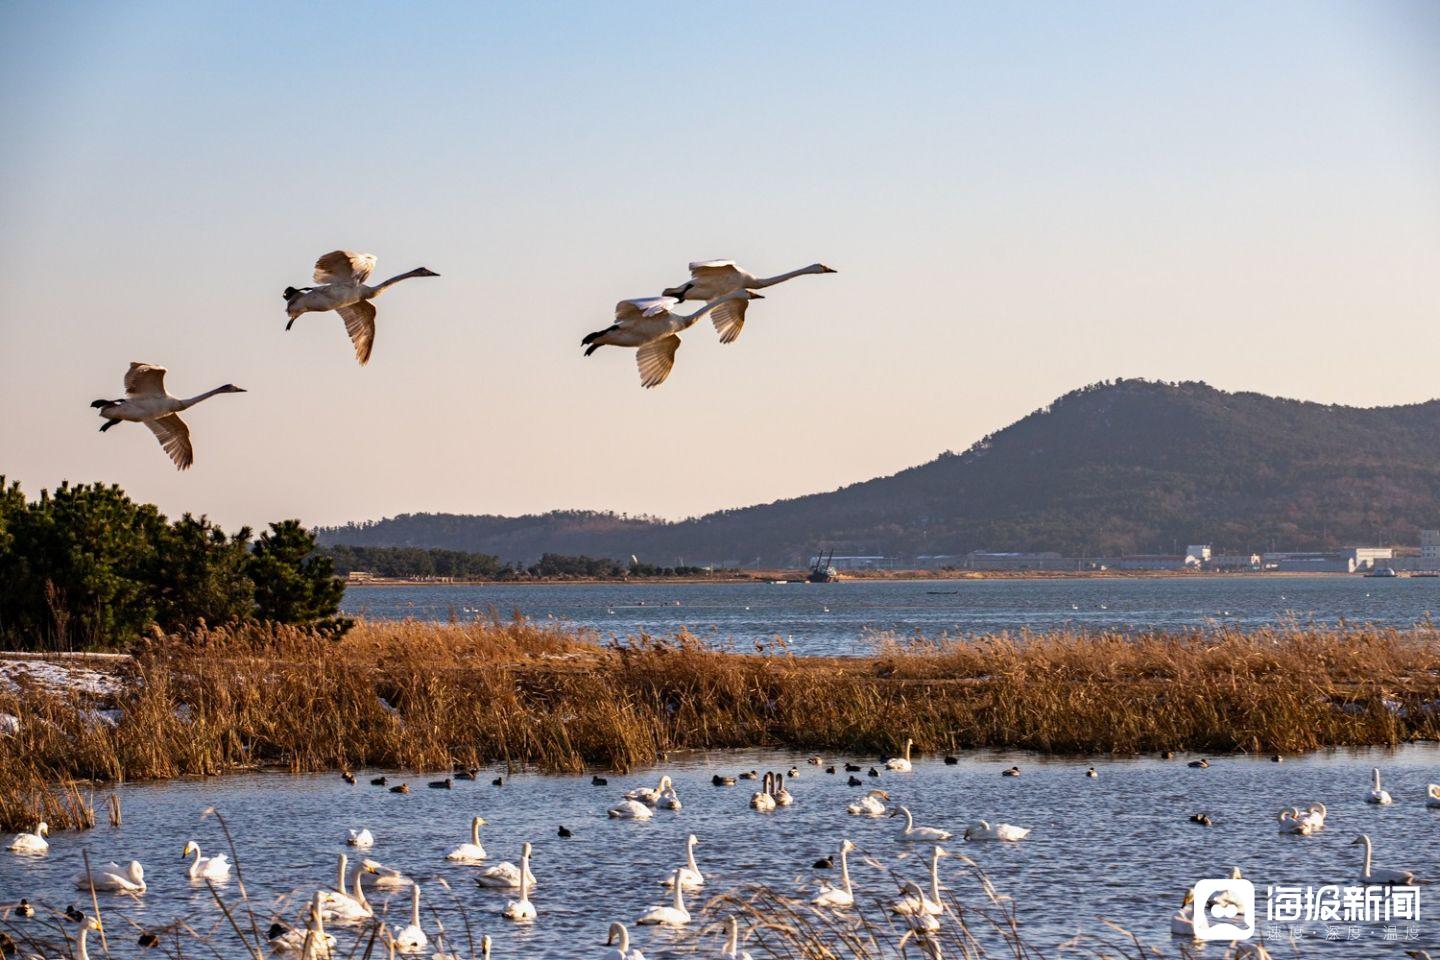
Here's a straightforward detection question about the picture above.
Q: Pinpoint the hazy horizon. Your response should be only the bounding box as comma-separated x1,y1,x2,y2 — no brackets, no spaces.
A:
3,1,1437,532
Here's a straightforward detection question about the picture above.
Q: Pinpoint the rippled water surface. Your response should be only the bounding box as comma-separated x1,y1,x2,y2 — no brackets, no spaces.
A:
342,576,1440,654
4,746,1438,958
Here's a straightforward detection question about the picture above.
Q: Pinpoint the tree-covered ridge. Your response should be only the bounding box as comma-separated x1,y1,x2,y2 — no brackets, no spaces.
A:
319,544,714,580
315,380,1440,565
0,478,347,650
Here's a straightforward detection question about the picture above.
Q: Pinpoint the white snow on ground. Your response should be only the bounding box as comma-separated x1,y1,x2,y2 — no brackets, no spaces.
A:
0,658,123,696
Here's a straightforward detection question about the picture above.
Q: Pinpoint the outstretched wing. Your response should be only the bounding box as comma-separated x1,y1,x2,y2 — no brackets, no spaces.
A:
124,363,168,397
337,301,377,365
314,251,377,284
145,414,193,470
616,297,676,322
689,260,744,284
635,334,681,389
709,298,750,344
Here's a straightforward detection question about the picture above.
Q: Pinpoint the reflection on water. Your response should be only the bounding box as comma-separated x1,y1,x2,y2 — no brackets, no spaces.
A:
3,746,1438,957
342,576,1440,655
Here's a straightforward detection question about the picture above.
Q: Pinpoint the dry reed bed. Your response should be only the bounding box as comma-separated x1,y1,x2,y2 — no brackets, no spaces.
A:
3,618,1439,830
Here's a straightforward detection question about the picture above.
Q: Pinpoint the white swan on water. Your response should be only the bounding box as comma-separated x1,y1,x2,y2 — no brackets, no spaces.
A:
811,839,857,909
891,845,947,915
581,292,762,388
501,845,537,922
269,893,337,954
625,775,672,806
661,834,704,890
886,738,914,772
847,790,889,817
445,817,489,861
750,772,778,813
636,869,691,925
661,260,836,344
319,853,371,910
1353,834,1418,885
393,883,429,950
74,860,146,893
360,858,411,887
477,842,537,888
321,866,373,922
346,828,374,848
1368,768,1393,805
91,363,246,470
7,821,48,853
608,798,654,820
283,251,439,365
1428,784,1440,809
720,916,753,959
603,921,646,960
182,840,232,879
890,806,951,842
964,820,1031,842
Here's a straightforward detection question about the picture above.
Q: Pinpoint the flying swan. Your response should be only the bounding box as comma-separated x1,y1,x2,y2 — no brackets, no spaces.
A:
92,363,245,470
661,260,836,344
581,292,762,388
283,251,439,365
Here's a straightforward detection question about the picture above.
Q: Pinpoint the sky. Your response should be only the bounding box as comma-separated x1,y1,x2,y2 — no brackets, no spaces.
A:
1,1,1437,533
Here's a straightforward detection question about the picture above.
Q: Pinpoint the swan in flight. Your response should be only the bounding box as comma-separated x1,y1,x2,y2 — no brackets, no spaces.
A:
346,828,374,848
1428,784,1440,809
477,842,537,888
636,869,691,925
661,834,704,891
604,922,646,960
891,806,951,842
393,883,429,950
445,817,489,861
283,251,439,365
720,916,753,960
92,363,245,470
501,845,537,922
891,846,947,916
811,839,857,908
661,260,836,344
964,820,1031,841
750,772,778,812
608,798,654,820
886,739,914,772
1353,834,1418,885
359,858,411,888
1368,768,1393,804
7,821,48,853
182,841,231,879
847,790,890,817
581,292,762,388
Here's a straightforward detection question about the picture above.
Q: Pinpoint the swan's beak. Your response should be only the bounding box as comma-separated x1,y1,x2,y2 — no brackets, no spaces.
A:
750,292,765,299
821,265,837,273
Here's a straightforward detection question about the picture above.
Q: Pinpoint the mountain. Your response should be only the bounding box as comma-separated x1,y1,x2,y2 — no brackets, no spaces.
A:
315,380,1440,564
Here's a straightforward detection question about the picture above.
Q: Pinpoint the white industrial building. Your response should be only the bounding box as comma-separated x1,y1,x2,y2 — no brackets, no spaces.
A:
1423,530,1440,562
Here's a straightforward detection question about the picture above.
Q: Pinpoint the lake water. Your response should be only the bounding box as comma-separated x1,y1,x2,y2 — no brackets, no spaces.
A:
3,746,1437,958
341,576,1440,655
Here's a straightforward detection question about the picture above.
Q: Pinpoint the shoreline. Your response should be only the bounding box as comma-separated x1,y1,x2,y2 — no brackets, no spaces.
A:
342,569,1368,587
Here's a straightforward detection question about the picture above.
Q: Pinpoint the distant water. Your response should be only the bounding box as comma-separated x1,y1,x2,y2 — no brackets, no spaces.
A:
4,745,1437,958
341,576,1440,655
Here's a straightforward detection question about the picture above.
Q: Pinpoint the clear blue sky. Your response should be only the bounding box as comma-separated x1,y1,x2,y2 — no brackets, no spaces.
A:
1,1,1436,531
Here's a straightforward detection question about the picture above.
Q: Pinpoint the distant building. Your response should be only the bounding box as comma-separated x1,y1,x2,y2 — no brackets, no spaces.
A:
963,551,1071,572
1210,553,1262,571
809,555,898,571
1106,554,1187,571
1184,545,1212,567
1263,548,1392,574
1423,531,1440,562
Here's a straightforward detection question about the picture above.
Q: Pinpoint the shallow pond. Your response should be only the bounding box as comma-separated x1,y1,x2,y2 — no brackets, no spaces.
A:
3,745,1439,958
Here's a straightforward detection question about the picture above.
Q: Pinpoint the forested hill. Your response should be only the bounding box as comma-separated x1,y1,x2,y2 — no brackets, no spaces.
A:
315,380,1440,564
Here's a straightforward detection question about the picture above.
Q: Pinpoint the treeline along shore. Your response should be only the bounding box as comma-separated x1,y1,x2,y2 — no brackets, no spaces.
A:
4,618,1438,831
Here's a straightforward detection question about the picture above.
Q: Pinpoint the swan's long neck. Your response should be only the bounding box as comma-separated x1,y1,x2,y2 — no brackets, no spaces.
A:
367,269,430,298
190,846,202,875
178,386,233,409
902,807,915,832
686,837,698,872
679,294,741,326
610,923,628,953
519,851,530,901
839,845,852,893
336,854,348,894
672,872,685,911
1361,836,1372,877
725,918,738,953
905,739,913,761
929,850,941,901
354,869,370,910
78,929,90,960
1373,769,1382,790
410,884,420,925
471,818,481,846
751,264,825,288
